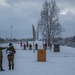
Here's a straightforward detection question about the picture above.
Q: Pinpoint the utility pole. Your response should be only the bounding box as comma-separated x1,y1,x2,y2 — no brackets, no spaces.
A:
10,25,13,41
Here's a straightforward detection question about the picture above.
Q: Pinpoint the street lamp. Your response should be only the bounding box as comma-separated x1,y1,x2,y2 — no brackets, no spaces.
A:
10,25,13,41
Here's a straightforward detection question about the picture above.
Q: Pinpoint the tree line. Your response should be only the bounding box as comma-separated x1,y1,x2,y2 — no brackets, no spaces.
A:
54,36,75,48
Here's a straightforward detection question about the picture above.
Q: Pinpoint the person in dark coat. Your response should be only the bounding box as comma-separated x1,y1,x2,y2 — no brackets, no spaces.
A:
0,47,7,71
29,44,32,50
23,44,26,50
6,43,16,70
35,43,38,50
44,43,47,49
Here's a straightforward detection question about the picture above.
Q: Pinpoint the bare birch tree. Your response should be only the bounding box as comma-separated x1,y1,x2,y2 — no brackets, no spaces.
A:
37,0,64,46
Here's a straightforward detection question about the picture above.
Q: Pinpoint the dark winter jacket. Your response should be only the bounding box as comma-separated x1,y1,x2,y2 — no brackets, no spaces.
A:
35,43,38,50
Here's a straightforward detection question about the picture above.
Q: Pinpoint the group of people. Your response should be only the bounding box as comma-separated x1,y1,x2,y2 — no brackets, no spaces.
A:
0,43,16,71
23,43,38,50
23,42,52,50
0,42,52,72
23,43,32,50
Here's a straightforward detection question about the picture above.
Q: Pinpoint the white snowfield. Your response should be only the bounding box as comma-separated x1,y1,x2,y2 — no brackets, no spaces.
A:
1,42,75,75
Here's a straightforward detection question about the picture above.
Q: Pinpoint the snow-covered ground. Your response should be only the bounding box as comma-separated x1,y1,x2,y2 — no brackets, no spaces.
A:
0,42,75,75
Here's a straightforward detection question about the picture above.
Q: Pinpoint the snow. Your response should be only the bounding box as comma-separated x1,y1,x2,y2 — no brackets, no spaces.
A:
0,42,75,75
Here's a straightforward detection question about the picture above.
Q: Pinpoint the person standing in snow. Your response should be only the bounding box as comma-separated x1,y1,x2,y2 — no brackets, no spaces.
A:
20,41,22,47
6,43,16,70
23,44,26,50
35,43,38,50
26,41,28,47
0,47,7,71
29,44,32,50
44,43,47,49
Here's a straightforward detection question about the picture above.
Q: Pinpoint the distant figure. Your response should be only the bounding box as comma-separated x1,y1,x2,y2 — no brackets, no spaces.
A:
0,47,7,71
49,43,52,49
47,43,52,51
44,43,47,49
35,43,38,50
23,44,26,50
29,44,32,50
20,41,22,47
26,41,28,47
43,43,44,48
6,43,16,70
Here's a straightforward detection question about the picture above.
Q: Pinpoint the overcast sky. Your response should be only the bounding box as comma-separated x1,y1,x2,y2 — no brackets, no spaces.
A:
0,0,75,39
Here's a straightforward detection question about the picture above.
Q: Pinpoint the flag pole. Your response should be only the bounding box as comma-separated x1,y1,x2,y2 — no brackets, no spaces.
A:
32,25,35,52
